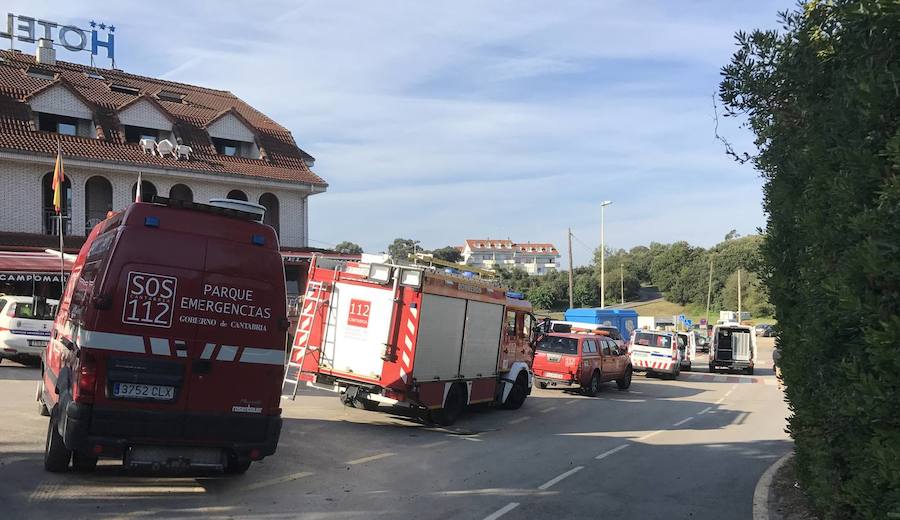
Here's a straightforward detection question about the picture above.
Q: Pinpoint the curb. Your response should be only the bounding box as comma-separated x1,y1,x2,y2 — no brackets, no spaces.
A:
753,450,794,520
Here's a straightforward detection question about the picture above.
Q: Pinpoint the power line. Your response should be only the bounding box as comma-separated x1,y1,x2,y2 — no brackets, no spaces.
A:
569,232,596,254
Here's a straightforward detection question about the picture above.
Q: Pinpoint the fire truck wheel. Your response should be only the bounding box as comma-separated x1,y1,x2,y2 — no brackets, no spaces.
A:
72,450,98,472
43,414,71,472
431,383,466,426
503,373,528,410
616,367,633,390
360,398,380,411
583,371,601,397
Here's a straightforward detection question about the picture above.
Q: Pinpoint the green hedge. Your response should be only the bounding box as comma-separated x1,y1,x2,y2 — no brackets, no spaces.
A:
720,2,900,518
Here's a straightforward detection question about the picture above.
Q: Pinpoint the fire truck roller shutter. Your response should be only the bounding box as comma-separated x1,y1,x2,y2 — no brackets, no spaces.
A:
413,294,466,381
458,300,503,379
322,282,396,379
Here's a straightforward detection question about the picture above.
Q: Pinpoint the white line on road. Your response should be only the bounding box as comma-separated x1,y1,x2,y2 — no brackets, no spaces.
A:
673,417,694,427
508,416,531,424
637,429,665,441
483,502,520,520
244,471,313,491
715,397,726,404
565,399,579,405
595,444,629,460
538,466,584,490
346,452,396,465
539,406,557,414
698,406,713,415
420,440,450,449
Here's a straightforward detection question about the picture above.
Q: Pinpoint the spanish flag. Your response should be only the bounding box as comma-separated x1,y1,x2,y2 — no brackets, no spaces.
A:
52,142,65,214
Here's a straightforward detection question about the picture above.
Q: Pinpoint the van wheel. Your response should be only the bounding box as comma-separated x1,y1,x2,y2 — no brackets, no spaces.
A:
709,364,715,373
503,373,528,410
431,383,465,426
745,367,754,375
225,454,251,474
44,414,71,472
616,367,632,390
72,450,98,472
583,371,601,397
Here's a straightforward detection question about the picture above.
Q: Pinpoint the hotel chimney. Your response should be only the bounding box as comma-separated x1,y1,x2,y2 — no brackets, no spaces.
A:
36,38,56,66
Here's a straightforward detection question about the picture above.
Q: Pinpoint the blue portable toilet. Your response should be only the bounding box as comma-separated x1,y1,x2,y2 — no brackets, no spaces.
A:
563,308,639,342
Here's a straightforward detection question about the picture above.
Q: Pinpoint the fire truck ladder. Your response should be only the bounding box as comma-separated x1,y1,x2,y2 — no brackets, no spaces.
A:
283,277,333,400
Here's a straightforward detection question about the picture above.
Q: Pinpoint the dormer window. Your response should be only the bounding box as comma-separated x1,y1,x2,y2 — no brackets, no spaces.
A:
157,90,185,103
207,110,260,159
39,113,78,136
124,125,166,144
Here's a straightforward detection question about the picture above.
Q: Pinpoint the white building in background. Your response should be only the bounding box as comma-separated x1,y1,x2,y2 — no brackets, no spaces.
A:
460,239,560,275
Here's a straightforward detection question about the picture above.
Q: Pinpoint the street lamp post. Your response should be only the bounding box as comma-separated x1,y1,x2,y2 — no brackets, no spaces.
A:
600,200,612,308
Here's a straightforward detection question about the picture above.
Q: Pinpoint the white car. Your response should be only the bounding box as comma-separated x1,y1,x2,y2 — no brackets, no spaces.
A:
0,295,57,366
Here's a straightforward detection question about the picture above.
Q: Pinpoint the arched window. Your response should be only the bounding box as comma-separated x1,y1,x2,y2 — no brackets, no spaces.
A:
169,183,193,203
42,171,72,235
131,180,158,202
259,192,280,235
85,176,113,231
227,189,248,201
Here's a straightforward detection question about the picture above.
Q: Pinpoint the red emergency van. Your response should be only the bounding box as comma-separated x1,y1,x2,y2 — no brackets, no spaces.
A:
39,197,287,473
532,332,632,395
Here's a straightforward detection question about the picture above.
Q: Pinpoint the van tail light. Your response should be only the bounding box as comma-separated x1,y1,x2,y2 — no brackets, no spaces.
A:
74,351,98,404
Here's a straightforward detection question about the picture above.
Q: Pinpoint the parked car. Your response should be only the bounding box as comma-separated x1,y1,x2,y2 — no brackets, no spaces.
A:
755,324,775,337
695,333,710,353
533,332,632,395
629,330,682,379
40,197,287,473
0,295,57,366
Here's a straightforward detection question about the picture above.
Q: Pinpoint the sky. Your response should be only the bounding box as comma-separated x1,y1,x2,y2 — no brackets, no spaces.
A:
10,1,791,265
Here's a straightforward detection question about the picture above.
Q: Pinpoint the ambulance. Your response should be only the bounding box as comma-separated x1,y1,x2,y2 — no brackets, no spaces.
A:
286,257,537,425
628,330,682,379
39,197,287,473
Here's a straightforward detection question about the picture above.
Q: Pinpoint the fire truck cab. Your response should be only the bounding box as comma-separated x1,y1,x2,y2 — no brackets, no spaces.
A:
40,198,287,473
287,257,537,425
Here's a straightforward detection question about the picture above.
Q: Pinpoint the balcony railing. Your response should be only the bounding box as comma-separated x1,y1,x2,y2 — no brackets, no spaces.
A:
43,211,71,235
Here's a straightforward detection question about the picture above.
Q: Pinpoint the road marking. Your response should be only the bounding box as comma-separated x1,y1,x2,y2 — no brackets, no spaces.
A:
244,471,313,491
508,415,531,424
346,452,396,465
637,429,665,441
595,444,629,460
539,406,557,414
715,397,725,404
538,466,584,490
565,399,579,405
673,417,694,427
698,406,713,415
420,440,450,449
483,502,520,520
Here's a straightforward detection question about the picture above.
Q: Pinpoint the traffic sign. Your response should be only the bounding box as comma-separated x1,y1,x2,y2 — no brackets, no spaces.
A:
685,319,693,327
700,319,707,325
678,314,686,322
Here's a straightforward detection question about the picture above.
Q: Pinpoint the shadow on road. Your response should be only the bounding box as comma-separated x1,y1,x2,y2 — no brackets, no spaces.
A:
0,363,41,381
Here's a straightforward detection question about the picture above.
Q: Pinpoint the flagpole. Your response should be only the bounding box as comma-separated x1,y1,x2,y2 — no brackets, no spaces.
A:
55,140,66,296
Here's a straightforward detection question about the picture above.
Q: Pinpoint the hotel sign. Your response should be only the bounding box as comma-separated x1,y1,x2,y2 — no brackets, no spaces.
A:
0,14,115,62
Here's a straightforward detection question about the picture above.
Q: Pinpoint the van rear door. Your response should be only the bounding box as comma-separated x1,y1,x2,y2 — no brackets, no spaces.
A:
630,332,674,366
178,237,286,441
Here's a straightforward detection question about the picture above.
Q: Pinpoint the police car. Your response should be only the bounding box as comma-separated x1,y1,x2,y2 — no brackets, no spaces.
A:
0,295,56,366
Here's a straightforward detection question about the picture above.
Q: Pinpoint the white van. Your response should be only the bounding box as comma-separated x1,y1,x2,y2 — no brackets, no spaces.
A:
629,330,682,379
709,324,757,374
0,295,57,366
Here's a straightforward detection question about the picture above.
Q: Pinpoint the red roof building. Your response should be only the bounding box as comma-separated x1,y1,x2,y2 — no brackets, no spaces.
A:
0,46,326,256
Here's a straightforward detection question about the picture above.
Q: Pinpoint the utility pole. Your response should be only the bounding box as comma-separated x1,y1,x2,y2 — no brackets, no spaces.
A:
705,255,714,329
737,268,742,322
620,265,624,305
600,201,612,308
567,228,574,309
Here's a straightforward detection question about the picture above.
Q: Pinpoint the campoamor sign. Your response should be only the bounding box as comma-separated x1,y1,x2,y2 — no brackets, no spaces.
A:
0,14,115,64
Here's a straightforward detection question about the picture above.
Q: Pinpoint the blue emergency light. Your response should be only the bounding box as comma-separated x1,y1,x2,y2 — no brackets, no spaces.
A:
506,291,525,300
144,216,160,228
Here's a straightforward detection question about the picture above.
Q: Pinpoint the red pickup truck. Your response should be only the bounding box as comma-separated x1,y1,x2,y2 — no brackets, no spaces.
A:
532,332,632,396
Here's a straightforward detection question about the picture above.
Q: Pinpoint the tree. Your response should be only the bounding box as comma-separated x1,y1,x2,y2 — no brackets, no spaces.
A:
720,2,900,517
649,241,698,293
333,241,363,255
526,284,556,312
387,238,419,261
723,229,740,241
572,273,599,308
431,246,462,263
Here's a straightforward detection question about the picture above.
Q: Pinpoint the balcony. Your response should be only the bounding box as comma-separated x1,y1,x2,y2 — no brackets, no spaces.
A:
43,211,71,235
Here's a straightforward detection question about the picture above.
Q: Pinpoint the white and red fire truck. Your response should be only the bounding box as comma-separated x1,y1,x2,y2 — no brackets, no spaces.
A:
284,256,538,425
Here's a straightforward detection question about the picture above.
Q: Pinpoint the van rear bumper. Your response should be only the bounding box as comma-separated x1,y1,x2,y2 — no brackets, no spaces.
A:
63,402,281,460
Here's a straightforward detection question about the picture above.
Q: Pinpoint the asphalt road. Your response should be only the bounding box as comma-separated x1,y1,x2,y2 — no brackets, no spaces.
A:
0,338,789,519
